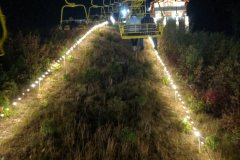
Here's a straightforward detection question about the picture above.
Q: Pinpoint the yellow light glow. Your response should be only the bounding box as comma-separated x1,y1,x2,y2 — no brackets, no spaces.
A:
0,22,109,121
194,131,201,137
150,37,206,154
31,84,36,88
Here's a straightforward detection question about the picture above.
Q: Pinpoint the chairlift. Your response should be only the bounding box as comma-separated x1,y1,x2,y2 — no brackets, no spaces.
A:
103,0,112,15
60,0,88,31
109,0,121,13
88,0,106,21
118,0,162,39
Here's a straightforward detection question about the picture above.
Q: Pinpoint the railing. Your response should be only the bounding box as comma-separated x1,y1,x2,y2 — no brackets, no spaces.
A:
119,23,162,39
0,7,7,56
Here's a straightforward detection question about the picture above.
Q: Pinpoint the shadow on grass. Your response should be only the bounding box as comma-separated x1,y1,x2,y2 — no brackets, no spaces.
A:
0,27,202,160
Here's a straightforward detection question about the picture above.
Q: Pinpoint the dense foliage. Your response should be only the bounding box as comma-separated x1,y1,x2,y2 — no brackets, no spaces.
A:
160,21,240,159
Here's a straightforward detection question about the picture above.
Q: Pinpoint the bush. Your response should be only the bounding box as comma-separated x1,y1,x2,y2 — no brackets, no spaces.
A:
1,81,18,98
205,135,220,151
160,21,240,159
120,128,137,146
40,119,57,137
179,119,192,133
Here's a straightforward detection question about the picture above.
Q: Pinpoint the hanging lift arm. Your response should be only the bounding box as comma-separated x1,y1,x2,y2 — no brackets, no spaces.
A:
0,7,7,56
60,0,88,28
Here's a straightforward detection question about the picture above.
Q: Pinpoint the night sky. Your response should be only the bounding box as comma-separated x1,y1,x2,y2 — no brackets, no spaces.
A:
1,0,240,36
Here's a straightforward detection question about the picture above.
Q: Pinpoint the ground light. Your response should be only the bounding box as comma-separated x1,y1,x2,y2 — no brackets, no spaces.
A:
149,37,210,158
0,21,108,118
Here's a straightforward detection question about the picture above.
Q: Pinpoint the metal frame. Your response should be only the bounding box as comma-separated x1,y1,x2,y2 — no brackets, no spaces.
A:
88,0,106,20
60,0,88,30
0,7,7,56
103,0,111,14
119,23,163,39
109,0,121,13
118,0,162,39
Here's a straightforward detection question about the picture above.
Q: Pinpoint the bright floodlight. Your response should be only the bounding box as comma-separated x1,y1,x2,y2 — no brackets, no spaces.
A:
31,84,36,88
176,17,179,26
172,84,177,90
194,131,201,137
185,16,189,26
121,8,128,18
163,17,167,26
110,15,116,24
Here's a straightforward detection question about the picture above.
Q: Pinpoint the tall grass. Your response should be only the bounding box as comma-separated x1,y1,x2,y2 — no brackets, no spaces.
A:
0,27,86,115
0,27,202,160
159,20,240,159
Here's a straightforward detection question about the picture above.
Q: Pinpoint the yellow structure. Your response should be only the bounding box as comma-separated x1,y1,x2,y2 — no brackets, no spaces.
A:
88,0,106,20
118,0,162,39
109,0,121,13
103,0,111,15
60,0,88,30
0,7,7,56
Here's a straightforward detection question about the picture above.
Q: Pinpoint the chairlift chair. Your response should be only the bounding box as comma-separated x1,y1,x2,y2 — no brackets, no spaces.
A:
109,0,121,13
118,0,163,39
103,0,112,15
88,0,106,21
60,0,88,31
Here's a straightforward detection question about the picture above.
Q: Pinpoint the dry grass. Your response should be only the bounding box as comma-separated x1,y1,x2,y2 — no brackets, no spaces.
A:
0,27,209,160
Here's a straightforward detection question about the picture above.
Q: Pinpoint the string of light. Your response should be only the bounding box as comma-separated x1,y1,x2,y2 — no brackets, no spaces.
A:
149,37,207,154
0,21,108,118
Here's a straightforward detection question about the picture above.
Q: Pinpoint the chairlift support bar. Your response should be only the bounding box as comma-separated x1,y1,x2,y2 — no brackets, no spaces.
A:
60,0,88,29
0,7,7,56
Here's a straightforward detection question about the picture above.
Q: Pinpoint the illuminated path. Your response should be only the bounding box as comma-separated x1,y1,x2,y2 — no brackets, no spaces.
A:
0,22,212,159
0,22,108,144
148,38,212,160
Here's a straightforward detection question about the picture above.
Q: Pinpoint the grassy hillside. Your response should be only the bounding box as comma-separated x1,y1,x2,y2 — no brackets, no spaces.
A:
0,27,204,160
159,21,240,160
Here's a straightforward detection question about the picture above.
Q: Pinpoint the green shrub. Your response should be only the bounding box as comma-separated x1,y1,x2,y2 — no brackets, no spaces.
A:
187,96,205,112
40,119,57,136
3,107,13,117
161,76,169,85
1,81,18,98
179,119,192,133
66,55,74,62
205,135,220,151
0,96,10,108
64,73,71,81
120,128,137,145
